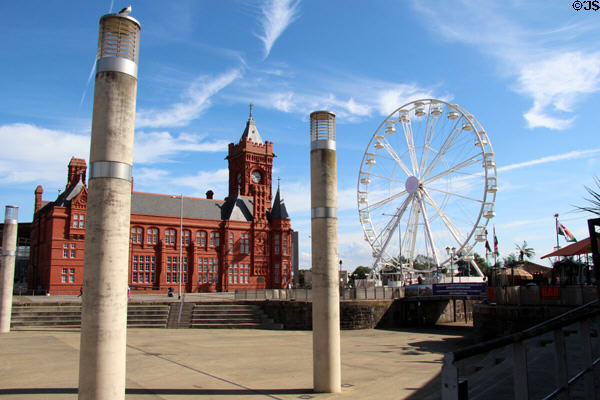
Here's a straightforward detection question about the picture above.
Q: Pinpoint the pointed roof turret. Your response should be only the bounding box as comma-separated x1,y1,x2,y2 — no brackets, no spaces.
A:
270,178,289,219
240,103,264,145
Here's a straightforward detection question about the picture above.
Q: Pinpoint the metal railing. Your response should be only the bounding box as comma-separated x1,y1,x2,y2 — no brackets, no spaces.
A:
234,287,405,301
442,299,600,399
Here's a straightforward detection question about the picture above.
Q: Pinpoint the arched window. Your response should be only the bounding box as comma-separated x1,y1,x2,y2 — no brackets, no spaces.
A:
131,227,143,243
182,230,191,245
196,231,207,246
165,229,176,244
210,232,220,247
147,228,158,244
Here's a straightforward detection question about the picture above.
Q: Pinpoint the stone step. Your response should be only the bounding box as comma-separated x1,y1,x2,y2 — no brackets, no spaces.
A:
190,323,263,329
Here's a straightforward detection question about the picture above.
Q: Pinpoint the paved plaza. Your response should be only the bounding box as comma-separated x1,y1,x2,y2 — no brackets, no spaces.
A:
0,324,473,400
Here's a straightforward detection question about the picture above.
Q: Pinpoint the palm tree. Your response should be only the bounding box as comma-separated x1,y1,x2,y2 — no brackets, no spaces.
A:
515,241,535,261
575,176,600,216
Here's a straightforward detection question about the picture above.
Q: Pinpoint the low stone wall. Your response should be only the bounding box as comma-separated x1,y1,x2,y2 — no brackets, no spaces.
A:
259,300,394,330
258,298,481,330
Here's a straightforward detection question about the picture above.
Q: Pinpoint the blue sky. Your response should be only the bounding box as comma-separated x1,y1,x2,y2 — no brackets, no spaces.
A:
1,1,599,271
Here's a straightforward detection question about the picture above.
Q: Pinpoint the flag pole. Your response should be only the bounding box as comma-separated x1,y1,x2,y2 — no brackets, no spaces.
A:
554,213,560,251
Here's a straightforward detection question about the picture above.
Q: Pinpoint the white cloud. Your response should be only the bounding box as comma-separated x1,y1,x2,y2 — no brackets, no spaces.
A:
171,168,230,198
497,148,600,173
0,123,89,185
134,131,230,164
256,0,300,58
518,51,600,129
412,1,600,130
136,69,242,128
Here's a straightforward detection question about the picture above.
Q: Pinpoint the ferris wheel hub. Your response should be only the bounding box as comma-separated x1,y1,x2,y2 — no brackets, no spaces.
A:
405,176,419,194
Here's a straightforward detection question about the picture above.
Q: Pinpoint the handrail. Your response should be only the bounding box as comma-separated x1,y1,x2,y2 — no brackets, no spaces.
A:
443,299,600,399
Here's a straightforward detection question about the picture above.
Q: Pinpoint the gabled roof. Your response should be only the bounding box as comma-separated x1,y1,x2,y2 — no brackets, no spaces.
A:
269,183,289,220
221,195,254,221
53,174,86,207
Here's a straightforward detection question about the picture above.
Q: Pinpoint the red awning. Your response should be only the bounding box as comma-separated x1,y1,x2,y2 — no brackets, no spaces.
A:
541,237,599,258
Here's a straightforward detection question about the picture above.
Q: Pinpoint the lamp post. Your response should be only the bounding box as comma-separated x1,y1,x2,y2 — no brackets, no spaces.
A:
446,246,456,284
178,194,183,300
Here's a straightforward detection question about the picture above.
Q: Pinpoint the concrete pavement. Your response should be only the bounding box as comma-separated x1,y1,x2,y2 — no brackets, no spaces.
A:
0,326,473,399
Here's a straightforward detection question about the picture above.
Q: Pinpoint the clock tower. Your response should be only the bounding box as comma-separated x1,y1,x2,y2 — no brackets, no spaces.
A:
227,105,275,219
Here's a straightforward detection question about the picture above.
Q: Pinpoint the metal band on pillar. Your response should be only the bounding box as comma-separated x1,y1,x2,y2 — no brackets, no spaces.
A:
311,207,337,218
89,161,132,182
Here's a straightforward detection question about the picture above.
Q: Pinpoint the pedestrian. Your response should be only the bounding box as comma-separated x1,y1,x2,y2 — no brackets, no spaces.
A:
78,287,83,297
127,286,131,299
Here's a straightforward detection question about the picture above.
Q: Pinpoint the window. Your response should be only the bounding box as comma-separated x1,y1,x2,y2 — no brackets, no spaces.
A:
167,256,179,283
63,243,76,258
147,228,158,244
240,264,249,283
275,263,280,282
132,255,139,283
240,233,249,254
229,233,234,253
165,229,176,245
283,264,288,283
61,267,75,283
210,232,220,247
131,227,143,243
182,230,191,245
73,214,85,228
228,264,233,283
283,234,288,255
274,235,280,255
196,231,207,246
183,257,188,283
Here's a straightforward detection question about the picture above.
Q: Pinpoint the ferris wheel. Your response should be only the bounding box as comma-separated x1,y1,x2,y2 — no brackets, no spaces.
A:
357,99,497,280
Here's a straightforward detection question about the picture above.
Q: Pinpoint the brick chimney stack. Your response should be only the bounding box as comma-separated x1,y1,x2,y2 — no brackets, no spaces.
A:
67,157,87,188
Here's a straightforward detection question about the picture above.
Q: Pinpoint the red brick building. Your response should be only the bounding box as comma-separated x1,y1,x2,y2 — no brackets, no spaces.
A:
28,113,294,295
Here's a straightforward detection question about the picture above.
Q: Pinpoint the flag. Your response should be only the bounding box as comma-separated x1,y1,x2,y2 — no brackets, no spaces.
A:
558,222,577,243
493,226,499,255
485,239,491,253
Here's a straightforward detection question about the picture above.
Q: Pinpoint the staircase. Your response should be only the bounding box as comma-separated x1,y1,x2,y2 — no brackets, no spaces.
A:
190,303,282,329
127,304,169,328
10,303,170,329
11,304,81,328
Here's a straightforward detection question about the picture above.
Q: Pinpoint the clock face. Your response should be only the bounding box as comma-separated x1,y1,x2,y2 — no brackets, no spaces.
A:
251,171,262,183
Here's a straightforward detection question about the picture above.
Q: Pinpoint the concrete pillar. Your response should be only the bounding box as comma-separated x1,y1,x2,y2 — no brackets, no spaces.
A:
78,12,140,400
310,111,341,393
0,206,18,333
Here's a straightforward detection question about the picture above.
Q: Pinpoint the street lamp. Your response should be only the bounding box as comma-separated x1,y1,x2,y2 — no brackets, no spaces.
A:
446,246,456,284
171,194,183,300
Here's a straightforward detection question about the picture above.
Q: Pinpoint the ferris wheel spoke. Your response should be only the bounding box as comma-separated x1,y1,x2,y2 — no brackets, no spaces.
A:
368,172,407,184
422,153,481,186
404,196,421,266
418,113,439,178
371,195,412,266
417,192,441,267
427,187,484,203
364,189,408,212
400,121,419,175
421,119,462,179
381,141,412,176
421,188,465,246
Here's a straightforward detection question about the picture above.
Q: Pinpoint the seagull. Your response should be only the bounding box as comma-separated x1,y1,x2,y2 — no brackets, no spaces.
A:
118,5,132,15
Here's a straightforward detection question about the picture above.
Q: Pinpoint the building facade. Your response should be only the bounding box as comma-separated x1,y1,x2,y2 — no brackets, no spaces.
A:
28,113,293,295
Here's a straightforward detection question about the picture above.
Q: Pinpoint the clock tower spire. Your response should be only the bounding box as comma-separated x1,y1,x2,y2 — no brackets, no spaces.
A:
226,106,275,218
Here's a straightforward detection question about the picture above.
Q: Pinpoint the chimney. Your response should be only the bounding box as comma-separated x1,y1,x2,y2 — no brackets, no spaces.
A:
67,158,87,188
34,185,44,212
206,190,214,200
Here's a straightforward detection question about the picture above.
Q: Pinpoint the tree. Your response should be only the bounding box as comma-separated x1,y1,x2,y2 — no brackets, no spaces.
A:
515,241,535,261
575,176,600,216
351,266,371,280
503,253,519,269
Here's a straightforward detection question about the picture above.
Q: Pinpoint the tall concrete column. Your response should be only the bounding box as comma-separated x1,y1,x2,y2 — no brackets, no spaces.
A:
310,111,341,393
78,12,140,400
0,206,18,333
